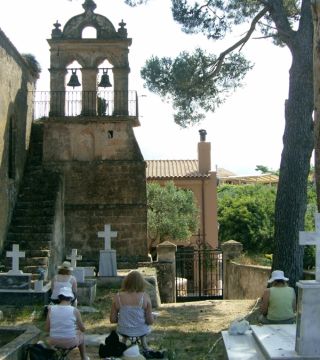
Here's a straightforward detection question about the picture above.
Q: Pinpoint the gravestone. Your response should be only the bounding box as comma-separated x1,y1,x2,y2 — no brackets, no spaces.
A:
68,248,85,283
65,248,97,306
0,244,51,305
6,244,25,275
97,224,117,277
296,212,320,357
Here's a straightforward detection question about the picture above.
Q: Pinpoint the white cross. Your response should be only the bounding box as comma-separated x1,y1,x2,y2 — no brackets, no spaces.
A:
67,249,82,268
97,224,117,250
6,244,25,275
299,212,320,281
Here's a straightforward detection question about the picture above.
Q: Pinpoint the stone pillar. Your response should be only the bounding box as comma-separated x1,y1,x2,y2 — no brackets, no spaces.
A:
113,67,129,115
49,68,67,116
81,68,98,116
295,280,320,357
156,241,177,303
221,240,243,299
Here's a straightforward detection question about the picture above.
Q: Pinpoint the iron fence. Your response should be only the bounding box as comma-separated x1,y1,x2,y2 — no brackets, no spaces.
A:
176,247,223,301
32,90,138,119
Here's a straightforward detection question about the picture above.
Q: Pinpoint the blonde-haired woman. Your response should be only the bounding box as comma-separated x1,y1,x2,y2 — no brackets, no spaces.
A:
110,270,154,350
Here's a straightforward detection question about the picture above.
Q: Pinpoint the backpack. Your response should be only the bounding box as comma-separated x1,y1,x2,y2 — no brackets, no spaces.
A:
25,343,57,360
98,330,127,358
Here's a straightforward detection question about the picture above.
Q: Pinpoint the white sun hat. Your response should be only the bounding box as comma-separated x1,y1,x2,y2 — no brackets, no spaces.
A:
268,270,289,283
58,286,74,300
121,345,146,360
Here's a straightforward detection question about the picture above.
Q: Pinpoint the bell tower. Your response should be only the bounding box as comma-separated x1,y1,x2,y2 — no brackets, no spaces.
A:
42,0,148,264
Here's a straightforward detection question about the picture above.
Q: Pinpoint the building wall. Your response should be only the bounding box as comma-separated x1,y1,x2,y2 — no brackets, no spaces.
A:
0,29,36,252
43,119,148,262
148,174,219,249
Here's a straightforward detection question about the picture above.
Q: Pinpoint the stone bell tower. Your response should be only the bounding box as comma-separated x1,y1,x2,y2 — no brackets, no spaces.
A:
42,0,148,264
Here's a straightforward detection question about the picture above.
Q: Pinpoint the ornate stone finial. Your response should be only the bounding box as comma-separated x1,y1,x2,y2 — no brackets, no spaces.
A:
82,0,97,12
118,19,127,38
51,20,62,38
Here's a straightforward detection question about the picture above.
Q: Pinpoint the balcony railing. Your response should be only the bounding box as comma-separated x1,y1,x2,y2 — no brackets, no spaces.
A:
32,90,138,119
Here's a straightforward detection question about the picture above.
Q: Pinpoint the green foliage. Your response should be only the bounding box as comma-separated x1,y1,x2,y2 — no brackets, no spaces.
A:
255,164,279,175
137,0,304,126
218,184,276,252
218,182,318,270
22,53,41,79
147,181,199,247
141,49,252,127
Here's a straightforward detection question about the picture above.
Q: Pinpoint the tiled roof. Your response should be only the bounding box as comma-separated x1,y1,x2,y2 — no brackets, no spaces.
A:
146,160,279,184
146,160,210,179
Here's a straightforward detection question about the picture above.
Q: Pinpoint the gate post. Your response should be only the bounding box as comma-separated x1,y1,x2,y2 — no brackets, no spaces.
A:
156,241,177,303
221,240,243,299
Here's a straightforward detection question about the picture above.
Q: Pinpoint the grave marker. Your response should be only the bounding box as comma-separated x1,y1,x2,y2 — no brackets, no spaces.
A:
299,212,320,281
97,224,117,277
67,248,82,268
6,244,25,275
97,224,117,250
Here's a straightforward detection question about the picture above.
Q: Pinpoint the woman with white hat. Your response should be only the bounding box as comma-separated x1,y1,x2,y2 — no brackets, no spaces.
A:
258,270,296,324
50,261,77,305
45,286,90,360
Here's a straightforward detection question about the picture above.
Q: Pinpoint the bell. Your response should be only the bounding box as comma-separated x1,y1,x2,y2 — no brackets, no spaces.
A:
67,70,81,88
98,69,112,88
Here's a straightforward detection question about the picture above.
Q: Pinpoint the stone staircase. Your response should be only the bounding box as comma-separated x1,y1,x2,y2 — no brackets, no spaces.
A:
3,122,61,279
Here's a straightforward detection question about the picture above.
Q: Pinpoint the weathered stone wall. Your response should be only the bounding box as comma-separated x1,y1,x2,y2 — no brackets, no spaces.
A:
0,29,36,252
43,119,148,264
225,262,271,299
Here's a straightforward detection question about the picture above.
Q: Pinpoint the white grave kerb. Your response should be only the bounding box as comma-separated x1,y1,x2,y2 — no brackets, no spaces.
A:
299,212,320,281
67,249,82,268
6,244,25,275
98,224,117,250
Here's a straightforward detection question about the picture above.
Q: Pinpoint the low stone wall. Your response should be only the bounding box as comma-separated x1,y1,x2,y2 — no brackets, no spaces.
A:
225,261,271,299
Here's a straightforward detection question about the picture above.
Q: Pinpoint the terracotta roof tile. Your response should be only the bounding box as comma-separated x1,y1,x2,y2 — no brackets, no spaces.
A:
146,160,210,179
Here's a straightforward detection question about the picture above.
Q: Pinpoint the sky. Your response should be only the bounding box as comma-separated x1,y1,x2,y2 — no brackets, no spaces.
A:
0,0,294,175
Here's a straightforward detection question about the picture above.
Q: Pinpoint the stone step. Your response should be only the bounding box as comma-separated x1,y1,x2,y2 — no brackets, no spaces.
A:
13,207,55,217
23,265,48,274
4,256,49,267
17,193,57,202
11,216,54,226
9,224,53,233
6,233,52,243
14,200,55,209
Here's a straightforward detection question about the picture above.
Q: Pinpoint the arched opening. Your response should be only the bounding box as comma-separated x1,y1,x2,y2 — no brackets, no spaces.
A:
66,60,83,116
82,26,97,39
97,59,113,116
8,116,16,179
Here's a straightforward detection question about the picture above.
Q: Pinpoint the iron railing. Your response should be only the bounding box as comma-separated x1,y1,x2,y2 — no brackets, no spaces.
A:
32,90,138,119
176,247,223,301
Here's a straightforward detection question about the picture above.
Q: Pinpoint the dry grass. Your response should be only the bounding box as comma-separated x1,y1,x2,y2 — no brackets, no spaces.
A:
0,287,260,360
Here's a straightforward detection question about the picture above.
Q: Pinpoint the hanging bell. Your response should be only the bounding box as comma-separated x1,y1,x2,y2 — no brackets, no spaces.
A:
98,69,112,88
67,69,81,88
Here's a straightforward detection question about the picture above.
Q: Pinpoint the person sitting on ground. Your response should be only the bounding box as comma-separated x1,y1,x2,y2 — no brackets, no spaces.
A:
45,286,90,360
110,270,155,351
50,261,77,306
258,270,296,324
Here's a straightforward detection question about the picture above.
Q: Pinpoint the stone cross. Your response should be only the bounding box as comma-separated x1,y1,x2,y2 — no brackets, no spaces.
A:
67,248,82,268
299,212,320,281
6,244,25,275
97,224,117,250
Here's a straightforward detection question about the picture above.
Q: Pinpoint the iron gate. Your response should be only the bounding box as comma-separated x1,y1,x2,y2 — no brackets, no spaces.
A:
176,247,223,301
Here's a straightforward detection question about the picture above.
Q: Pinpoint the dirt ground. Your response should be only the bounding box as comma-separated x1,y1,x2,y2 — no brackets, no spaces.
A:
68,299,259,360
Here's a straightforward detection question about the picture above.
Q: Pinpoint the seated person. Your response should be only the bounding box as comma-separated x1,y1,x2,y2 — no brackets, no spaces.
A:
45,286,90,360
110,270,154,350
258,270,296,324
51,261,77,305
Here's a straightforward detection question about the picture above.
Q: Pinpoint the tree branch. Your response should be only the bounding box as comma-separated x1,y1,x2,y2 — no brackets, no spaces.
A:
209,7,268,78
